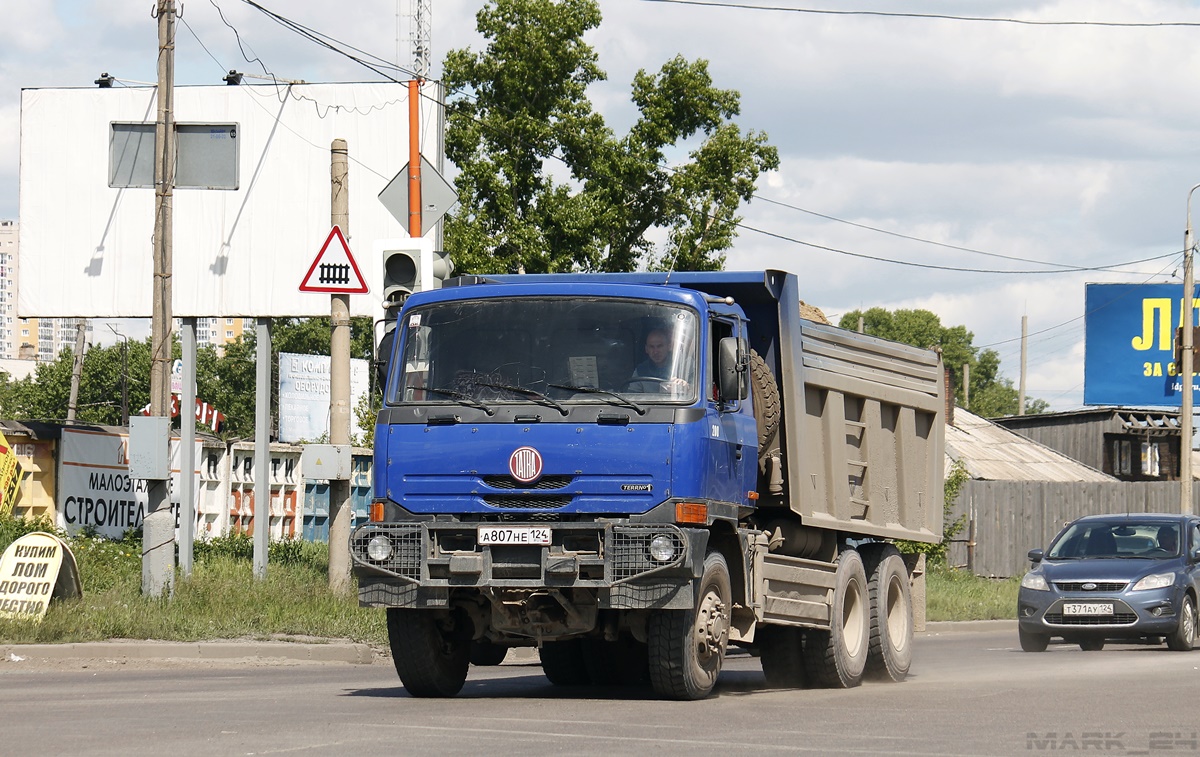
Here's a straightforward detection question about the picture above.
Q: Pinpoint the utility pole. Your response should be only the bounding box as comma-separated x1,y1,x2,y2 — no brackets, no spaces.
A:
1181,183,1200,515
145,0,177,597
66,321,87,422
328,139,353,594
963,362,970,411
1018,315,1027,416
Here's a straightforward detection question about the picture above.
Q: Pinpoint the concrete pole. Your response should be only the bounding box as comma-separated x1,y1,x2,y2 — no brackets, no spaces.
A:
328,139,353,594
180,318,197,577
66,320,86,422
144,0,176,598
963,362,970,411
254,318,272,579
1181,183,1200,514
1017,315,1027,416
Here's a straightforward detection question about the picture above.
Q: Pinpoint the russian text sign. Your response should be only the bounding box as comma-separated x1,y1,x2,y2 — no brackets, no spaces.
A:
0,532,81,620
1084,283,1200,406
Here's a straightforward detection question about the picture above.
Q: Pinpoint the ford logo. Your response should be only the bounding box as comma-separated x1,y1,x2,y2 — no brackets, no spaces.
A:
508,446,543,483
1081,582,1097,591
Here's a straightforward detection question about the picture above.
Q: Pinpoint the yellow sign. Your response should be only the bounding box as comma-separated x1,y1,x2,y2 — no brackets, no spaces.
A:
0,430,22,517
0,532,81,621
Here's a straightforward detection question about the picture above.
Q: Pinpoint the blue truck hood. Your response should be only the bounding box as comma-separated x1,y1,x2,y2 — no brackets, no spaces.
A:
378,422,674,515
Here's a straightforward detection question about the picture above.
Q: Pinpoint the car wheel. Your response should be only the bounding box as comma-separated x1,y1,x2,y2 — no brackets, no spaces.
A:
1167,594,1197,651
1019,627,1049,653
1079,638,1105,652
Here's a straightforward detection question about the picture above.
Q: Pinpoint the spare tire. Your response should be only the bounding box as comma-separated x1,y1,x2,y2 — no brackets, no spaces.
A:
750,349,780,454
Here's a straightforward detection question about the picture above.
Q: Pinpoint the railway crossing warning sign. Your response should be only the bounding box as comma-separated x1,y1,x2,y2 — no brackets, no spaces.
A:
300,226,368,294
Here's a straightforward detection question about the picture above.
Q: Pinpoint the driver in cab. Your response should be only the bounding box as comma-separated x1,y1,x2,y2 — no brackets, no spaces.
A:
631,327,690,394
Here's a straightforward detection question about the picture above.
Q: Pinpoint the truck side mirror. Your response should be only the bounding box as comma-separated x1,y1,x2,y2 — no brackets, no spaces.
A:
718,337,749,402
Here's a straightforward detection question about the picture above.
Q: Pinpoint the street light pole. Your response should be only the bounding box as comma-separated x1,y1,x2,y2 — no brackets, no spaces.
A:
1181,183,1200,515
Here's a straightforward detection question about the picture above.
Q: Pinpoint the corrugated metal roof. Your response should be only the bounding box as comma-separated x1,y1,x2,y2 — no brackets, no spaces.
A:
946,408,1114,482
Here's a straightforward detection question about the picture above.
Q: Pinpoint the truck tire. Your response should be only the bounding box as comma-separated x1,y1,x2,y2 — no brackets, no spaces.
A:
758,625,807,688
749,349,780,454
1167,594,1197,651
387,607,471,697
469,641,509,666
863,546,913,682
648,551,732,700
1019,627,1049,653
803,548,869,688
539,639,591,685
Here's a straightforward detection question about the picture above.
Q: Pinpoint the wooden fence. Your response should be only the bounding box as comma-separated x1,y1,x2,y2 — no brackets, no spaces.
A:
946,480,1198,577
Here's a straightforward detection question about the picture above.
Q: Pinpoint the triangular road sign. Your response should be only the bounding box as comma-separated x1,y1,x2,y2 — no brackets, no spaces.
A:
300,226,369,294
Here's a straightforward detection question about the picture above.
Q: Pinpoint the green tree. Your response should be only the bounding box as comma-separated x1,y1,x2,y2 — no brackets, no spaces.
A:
443,0,779,275
838,307,1048,418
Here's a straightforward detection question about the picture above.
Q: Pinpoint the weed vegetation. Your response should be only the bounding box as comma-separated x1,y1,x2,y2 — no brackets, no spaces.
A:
0,515,1014,645
0,516,386,646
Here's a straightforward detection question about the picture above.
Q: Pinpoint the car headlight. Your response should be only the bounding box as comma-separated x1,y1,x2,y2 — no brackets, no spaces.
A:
1020,572,1049,591
366,534,393,561
1132,572,1174,592
648,534,677,562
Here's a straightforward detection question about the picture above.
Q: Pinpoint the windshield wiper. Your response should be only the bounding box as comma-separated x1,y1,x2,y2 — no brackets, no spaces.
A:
548,383,647,415
473,381,569,416
421,386,496,416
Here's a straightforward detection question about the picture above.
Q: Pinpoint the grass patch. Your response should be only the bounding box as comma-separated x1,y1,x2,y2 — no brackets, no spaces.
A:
0,523,387,646
926,563,1020,622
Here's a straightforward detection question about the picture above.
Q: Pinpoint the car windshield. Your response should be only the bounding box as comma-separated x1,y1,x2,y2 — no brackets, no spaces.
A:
1046,520,1181,560
388,297,699,408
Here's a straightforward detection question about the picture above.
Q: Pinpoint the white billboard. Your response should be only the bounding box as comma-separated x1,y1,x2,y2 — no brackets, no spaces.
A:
18,82,444,318
277,352,370,443
56,427,201,539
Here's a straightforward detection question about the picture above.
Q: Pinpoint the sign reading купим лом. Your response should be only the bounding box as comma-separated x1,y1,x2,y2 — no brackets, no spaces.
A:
1084,283,1200,406
0,532,81,621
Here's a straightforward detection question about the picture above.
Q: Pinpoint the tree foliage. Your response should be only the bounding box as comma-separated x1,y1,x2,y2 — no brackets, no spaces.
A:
442,0,779,275
837,307,1049,418
0,317,378,440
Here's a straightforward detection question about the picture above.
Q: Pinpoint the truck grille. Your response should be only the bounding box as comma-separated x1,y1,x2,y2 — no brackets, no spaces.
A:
350,524,423,580
482,475,573,490
483,495,572,510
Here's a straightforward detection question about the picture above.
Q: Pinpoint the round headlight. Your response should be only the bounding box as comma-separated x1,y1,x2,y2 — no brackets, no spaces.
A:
649,534,676,562
367,535,393,561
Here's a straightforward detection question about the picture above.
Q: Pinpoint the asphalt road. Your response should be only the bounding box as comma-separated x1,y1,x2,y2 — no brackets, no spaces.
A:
3,624,1199,756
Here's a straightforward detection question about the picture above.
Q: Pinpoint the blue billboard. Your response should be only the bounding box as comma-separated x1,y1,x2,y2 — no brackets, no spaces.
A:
1084,283,1200,406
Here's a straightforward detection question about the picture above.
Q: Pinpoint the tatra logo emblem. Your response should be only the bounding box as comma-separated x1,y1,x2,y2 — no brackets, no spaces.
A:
509,446,543,483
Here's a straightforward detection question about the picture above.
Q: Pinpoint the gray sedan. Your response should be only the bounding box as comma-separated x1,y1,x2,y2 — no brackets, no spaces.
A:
1017,513,1200,652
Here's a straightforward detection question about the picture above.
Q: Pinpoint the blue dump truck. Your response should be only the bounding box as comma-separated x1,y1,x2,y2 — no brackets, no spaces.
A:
351,270,944,699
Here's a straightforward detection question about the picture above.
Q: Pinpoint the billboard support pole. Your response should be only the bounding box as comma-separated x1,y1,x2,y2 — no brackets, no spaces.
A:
328,139,353,595
1182,183,1200,515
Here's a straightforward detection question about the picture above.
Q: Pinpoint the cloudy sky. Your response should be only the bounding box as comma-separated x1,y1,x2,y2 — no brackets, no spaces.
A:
4,0,1200,411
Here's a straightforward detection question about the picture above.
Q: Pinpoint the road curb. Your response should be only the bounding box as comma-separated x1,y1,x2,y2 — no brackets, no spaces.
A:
1,639,378,665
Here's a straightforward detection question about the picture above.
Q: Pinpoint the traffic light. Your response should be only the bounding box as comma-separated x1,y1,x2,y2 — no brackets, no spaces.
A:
373,238,455,389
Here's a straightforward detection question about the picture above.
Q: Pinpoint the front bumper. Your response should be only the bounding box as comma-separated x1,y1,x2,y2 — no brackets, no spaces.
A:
1018,584,1182,638
351,521,705,610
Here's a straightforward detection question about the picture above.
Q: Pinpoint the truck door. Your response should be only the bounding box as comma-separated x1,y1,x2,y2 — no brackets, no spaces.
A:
704,316,757,505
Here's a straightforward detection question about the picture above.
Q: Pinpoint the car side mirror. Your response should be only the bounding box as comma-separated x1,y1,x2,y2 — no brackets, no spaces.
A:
718,337,749,402
1027,548,1044,563
1190,546,1200,562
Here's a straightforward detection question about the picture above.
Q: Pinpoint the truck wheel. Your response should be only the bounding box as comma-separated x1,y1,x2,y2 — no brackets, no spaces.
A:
863,547,913,682
469,641,509,666
803,548,869,688
387,607,471,697
749,349,780,453
648,551,732,700
1167,595,1197,651
539,639,591,685
758,625,807,688
1019,627,1050,652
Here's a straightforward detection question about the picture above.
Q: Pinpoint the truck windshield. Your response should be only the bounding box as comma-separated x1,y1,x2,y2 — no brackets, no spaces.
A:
389,297,699,407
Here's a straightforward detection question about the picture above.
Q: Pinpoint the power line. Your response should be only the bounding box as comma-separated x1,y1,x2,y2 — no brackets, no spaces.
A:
642,0,1200,28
